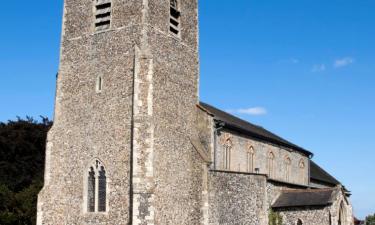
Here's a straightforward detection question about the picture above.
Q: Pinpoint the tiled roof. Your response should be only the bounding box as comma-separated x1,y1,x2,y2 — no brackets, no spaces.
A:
310,160,341,186
272,189,335,208
199,102,312,156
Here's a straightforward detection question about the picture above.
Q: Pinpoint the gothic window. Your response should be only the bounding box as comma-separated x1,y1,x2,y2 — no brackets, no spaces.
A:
86,159,107,213
94,0,112,31
297,219,303,225
247,146,255,173
268,152,275,178
285,157,291,182
98,166,107,212
170,0,181,36
299,159,306,184
87,167,96,212
223,139,232,170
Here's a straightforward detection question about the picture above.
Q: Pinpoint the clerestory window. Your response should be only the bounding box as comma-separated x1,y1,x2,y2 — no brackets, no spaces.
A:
94,0,112,31
86,159,107,213
170,0,181,37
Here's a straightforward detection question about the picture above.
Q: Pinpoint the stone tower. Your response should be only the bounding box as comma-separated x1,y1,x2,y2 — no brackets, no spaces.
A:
37,0,203,224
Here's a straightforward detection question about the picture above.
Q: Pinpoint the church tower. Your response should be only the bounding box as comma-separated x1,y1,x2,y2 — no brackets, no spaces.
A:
37,0,203,224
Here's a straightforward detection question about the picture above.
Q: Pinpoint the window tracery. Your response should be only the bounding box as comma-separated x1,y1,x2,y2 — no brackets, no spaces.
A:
86,159,107,213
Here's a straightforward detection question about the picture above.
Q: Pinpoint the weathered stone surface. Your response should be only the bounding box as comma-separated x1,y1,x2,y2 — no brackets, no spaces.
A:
208,171,268,225
38,0,355,225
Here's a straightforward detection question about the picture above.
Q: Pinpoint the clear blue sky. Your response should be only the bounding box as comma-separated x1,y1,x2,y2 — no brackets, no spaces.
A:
0,0,374,219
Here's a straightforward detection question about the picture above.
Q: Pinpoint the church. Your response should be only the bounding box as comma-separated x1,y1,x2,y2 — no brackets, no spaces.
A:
37,0,354,224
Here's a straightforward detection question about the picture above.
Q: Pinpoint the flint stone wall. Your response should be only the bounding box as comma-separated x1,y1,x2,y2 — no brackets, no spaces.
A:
208,171,267,225
276,206,331,225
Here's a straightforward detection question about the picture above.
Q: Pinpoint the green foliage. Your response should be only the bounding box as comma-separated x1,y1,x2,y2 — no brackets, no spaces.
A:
366,214,375,225
0,117,51,225
269,210,283,225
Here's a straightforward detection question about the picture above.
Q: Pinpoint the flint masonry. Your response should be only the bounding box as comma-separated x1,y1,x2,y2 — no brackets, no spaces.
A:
37,0,355,225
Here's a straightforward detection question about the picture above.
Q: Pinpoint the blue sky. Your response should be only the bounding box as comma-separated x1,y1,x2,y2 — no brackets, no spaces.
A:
0,0,374,219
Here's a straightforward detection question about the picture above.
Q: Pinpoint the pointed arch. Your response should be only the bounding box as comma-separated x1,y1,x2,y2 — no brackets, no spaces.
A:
223,138,233,170
247,145,255,172
85,159,108,213
285,156,291,182
299,159,306,184
268,151,275,178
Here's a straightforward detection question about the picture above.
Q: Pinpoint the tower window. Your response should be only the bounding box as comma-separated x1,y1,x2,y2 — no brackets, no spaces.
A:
96,76,103,93
86,160,107,213
95,0,112,31
169,0,181,37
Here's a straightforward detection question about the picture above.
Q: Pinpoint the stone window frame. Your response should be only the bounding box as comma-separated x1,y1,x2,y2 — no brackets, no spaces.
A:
247,145,255,173
285,156,291,182
299,159,306,184
268,151,275,178
96,75,103,93
169,0,181,38
93,0,113,33
223,138,233,170
83,159,109,214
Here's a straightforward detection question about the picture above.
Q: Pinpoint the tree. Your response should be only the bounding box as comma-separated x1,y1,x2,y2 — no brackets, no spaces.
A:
366,214,375,225
269,210,283,225
0,117,51,225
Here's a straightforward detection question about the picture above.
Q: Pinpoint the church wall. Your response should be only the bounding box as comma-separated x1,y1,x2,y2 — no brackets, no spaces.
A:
207,171,268,225
215,130,309,186
38,25,141,224
196,107,214,159
143,0,203,224
149,31,203,224
61,0,143,40
276,206,331,225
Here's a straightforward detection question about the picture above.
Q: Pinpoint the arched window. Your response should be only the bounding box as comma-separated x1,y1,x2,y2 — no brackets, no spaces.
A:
297,219,303,225
94,0,112,31
223,138,232,170
268,152,275,178
247,146,255,172
285,157,291,182
299,159,306,184
86,159,107,213
170,0,181,36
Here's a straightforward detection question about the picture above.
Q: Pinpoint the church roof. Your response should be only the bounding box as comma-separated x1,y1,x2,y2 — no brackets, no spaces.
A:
199,102,313,156
310,160,341,186
272,188,335,209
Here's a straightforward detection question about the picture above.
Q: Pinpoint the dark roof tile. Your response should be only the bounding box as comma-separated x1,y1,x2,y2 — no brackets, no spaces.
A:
272,189,335,208
199,102,312,156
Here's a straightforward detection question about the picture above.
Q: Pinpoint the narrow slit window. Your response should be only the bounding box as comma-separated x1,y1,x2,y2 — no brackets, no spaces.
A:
169,0,181,37
95,0,112,31
96,76,103,92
